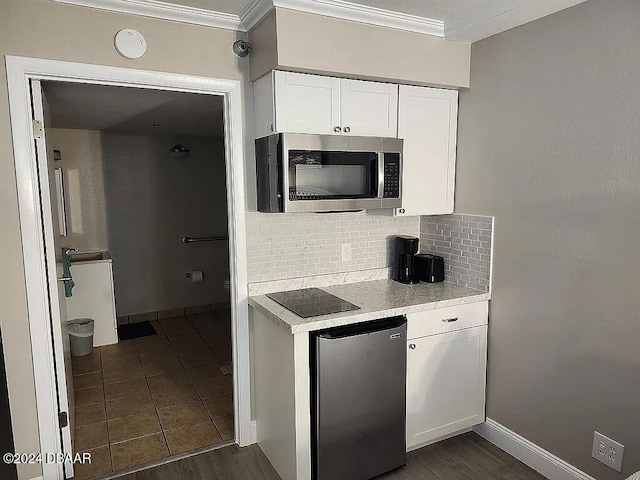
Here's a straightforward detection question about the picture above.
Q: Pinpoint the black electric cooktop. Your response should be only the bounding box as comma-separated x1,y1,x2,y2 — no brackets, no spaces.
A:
266,288,360,318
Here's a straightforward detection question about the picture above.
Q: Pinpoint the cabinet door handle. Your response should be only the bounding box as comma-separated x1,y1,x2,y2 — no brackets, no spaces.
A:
343,126,351,133
57,276,73,282
408,343,416,349
333,126,342,133
442,317,459,323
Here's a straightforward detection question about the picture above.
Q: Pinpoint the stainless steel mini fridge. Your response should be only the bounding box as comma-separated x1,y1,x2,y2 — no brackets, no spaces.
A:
311,316,407,480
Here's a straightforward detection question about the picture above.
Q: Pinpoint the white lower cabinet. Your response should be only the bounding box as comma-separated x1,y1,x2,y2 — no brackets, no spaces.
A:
406,303,488,450
65,260,118,347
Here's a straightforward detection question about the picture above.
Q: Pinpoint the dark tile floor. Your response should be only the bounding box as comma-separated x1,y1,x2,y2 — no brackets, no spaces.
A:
71,309,233,480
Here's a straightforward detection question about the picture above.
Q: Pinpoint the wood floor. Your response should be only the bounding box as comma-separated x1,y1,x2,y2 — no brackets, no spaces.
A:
117,432,547,480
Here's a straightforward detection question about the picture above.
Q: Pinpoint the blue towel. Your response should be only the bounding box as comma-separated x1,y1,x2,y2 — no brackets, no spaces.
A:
61,248,75,297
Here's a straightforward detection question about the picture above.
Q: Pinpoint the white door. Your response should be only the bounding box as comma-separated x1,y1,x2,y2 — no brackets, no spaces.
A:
340,79,398,137
396,85,458,216
30,80,75,478
274,71,341,135
406,325,487,449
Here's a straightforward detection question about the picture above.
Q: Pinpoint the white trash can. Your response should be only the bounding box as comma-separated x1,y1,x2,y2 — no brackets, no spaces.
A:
69,318,94,357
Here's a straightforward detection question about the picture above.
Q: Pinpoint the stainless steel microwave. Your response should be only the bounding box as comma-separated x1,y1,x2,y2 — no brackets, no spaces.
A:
255,133,403,213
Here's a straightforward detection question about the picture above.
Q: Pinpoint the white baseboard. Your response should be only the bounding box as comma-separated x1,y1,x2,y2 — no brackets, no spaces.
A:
29,477,44,480
474,418,596,480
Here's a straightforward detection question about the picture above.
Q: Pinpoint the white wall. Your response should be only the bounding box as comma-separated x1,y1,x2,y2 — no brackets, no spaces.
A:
102,132,229,315
455,1,640,478
48,129,109,252
246,212,419,283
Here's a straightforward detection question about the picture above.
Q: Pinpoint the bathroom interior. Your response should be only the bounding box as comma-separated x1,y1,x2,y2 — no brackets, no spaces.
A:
42,81,235,479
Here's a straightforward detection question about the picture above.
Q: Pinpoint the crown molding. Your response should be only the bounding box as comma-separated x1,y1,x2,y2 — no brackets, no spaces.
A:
52,0,589,42
52,0,444,37
239,0,274,31
444,0,590,42
53,0,242,30
270,0,444,37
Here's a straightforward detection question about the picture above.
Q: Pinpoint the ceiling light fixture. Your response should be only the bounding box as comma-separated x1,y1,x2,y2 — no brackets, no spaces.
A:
170,144,190,158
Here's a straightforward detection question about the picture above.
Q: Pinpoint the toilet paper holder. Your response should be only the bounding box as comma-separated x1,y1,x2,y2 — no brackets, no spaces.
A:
186,270,204,283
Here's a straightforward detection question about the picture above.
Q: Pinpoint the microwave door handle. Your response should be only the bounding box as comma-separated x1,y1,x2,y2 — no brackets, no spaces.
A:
281,135,289,212
377,152,385,199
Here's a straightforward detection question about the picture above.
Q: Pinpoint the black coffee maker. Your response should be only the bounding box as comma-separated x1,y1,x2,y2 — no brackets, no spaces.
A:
394,236,420,284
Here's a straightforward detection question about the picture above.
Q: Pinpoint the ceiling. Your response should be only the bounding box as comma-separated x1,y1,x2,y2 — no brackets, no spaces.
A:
166,0,493,22
54,0,590,42
43,81,225,137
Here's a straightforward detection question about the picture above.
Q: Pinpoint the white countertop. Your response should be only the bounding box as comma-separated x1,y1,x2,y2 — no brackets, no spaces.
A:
249,279,490,334
68,250,111,266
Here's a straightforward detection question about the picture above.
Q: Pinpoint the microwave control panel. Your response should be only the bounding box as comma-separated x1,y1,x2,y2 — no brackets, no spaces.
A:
383,153,401,198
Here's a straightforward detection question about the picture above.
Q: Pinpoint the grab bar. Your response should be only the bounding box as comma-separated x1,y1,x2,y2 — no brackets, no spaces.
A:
182,236,228,244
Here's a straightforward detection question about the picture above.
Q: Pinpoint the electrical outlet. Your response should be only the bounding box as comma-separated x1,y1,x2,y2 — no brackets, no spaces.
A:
592,431,624,472
341,243,352,262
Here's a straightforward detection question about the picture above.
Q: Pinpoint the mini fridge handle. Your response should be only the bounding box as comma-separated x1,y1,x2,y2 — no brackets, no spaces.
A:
315,315,406,340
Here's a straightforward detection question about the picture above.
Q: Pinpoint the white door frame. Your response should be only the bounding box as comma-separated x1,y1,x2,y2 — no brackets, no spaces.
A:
6,55,252,480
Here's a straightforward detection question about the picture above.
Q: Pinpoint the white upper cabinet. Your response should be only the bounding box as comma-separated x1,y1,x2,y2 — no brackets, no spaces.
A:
253,71,398,138
395,85,458,216
340,79,398,137
252,72,460,214
274,71,341,135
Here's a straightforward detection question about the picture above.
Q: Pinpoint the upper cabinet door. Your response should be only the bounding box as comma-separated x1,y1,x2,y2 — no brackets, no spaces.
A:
340,79,398,137
396,85,458,216
274,71,341,135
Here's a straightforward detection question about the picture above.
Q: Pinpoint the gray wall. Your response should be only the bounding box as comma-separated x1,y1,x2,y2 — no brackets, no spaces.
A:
102,133,229,315
254,8,471,87
420,214,492,292
455,1,640,478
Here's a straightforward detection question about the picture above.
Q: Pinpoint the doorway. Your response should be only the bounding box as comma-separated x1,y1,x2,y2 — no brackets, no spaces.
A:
41,80,235,478
6,57,251,480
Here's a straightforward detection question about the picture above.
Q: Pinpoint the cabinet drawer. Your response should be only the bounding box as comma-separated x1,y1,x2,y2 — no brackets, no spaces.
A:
407,301,488,339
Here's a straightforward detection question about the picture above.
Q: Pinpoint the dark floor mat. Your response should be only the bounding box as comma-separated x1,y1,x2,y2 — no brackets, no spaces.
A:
117,320,157,341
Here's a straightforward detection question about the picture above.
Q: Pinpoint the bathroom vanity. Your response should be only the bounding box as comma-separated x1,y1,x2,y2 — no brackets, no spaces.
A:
65,251,118,346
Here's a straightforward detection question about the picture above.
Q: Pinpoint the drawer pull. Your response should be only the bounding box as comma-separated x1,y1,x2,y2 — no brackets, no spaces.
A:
408,343,416,350
442,317,459,323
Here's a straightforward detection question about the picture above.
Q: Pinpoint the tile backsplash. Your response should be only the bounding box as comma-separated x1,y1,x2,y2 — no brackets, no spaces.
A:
246,212,419,283
420,214,493,292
